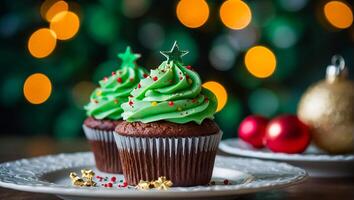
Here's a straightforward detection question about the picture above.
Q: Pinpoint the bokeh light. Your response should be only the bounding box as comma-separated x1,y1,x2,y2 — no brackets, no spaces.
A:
122,0,151,18
176,0,209,28
138,22,165,50
23,73,52,104
87,6,118,44
71,81,96,107
45,0,69,22
278,0,308,12
28,28,57,58
50,11,80,40
220,0,252,30
202,81,228,112
249,88,279,117
324,1,353,29
265,17,303,49
244,45,276,78
209,43,236,71
227,25,259,51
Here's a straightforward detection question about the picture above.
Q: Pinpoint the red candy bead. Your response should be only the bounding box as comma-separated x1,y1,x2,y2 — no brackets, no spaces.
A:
108,183,113,188
143,73,148,78
168,101,174,106
117,77,122,83
223,179,229,185
153,76,158,81
111,177,116,182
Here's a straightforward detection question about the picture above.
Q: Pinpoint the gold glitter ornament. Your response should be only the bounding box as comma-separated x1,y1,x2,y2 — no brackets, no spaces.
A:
297,55,354,154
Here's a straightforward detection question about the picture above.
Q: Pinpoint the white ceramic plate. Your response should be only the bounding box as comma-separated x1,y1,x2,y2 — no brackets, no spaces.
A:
0,152,306,200
219,138,354,178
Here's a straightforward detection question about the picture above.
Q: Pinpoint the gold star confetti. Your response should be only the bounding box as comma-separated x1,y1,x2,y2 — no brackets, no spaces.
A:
69,169,97,187
153,176,173,190
151,101,158,106
135,177,173,190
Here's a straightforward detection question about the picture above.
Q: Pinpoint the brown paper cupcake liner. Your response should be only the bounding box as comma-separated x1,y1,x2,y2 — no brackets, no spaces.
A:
114,131,222,186
83,125,122,173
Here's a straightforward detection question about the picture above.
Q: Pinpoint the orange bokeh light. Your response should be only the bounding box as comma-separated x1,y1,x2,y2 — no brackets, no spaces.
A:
176,0,209,28
28,28,57,58
220,0,252,30
46,0,69,22
245,46,276,78
50,11,80,40
23,73,52,104
202,81,228,112
324,1,353,29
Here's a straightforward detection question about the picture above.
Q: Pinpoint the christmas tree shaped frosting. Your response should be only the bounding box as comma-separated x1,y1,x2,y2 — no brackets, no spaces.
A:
122,42,218,124
85,47,147,120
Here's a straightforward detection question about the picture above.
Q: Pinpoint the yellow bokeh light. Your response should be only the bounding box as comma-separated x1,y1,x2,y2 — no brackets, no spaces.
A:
28,28,57,58
50,11,80,40
46,0,69,22
202,81,227,112
23,73,52,104
176,0,209,28
324,1,353,29
245,46,276,78
220,0,252,30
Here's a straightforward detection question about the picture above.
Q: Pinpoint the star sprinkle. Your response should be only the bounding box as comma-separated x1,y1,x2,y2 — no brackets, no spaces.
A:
118,46,141,68
69,170,97,187
136,177,173,190
151,101,158,106
160,41,188,63
153,176,173,190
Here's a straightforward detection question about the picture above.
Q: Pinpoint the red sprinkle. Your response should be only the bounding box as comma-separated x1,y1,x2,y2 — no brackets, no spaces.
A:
186,65,192,70
179,77,183,80
111,177,116,182
96,176,101,179
104,184,108,187
168,101,174,106
108,183,113,188
123,182,128,187
186,75,190,79
117,77,122,83
112,72,116,76
103,77,108,81
143,73,148,78
129,100,134,106
192,99,197,103
153,76,158,81
205,97,209,102
94,100,99,104
130,78,134,82
223,179,229,185
138,83,141,88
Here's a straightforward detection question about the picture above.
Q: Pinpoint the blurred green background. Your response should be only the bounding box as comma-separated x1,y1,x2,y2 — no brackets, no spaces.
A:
0,0,353,141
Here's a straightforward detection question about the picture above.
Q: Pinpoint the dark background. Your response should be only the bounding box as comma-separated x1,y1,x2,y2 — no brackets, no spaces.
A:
0,0,353,140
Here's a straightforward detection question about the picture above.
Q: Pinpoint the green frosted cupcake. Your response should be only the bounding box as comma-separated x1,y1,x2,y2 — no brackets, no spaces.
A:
114,42,221,186
83,47,147,173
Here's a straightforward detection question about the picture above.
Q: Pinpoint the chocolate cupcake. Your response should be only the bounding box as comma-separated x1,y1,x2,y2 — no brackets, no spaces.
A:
115,42,221,186
83,47,147,173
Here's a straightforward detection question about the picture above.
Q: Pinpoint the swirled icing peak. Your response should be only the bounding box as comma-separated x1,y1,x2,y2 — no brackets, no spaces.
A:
121,42,218,124
85,47,147,120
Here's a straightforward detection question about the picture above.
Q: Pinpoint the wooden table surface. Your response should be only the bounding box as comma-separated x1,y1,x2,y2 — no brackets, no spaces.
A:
0,136,353,200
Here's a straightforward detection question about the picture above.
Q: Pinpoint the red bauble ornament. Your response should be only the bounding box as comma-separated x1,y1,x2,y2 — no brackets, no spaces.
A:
238,115,269,148
264,115,310,154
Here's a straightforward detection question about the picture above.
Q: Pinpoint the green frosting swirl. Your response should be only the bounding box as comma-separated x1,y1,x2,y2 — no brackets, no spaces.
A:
85,47,147,120
121,43,218,124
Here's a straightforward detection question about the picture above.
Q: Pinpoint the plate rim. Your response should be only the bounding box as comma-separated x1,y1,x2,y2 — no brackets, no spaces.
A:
219,138,354,162
0,152,308,198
